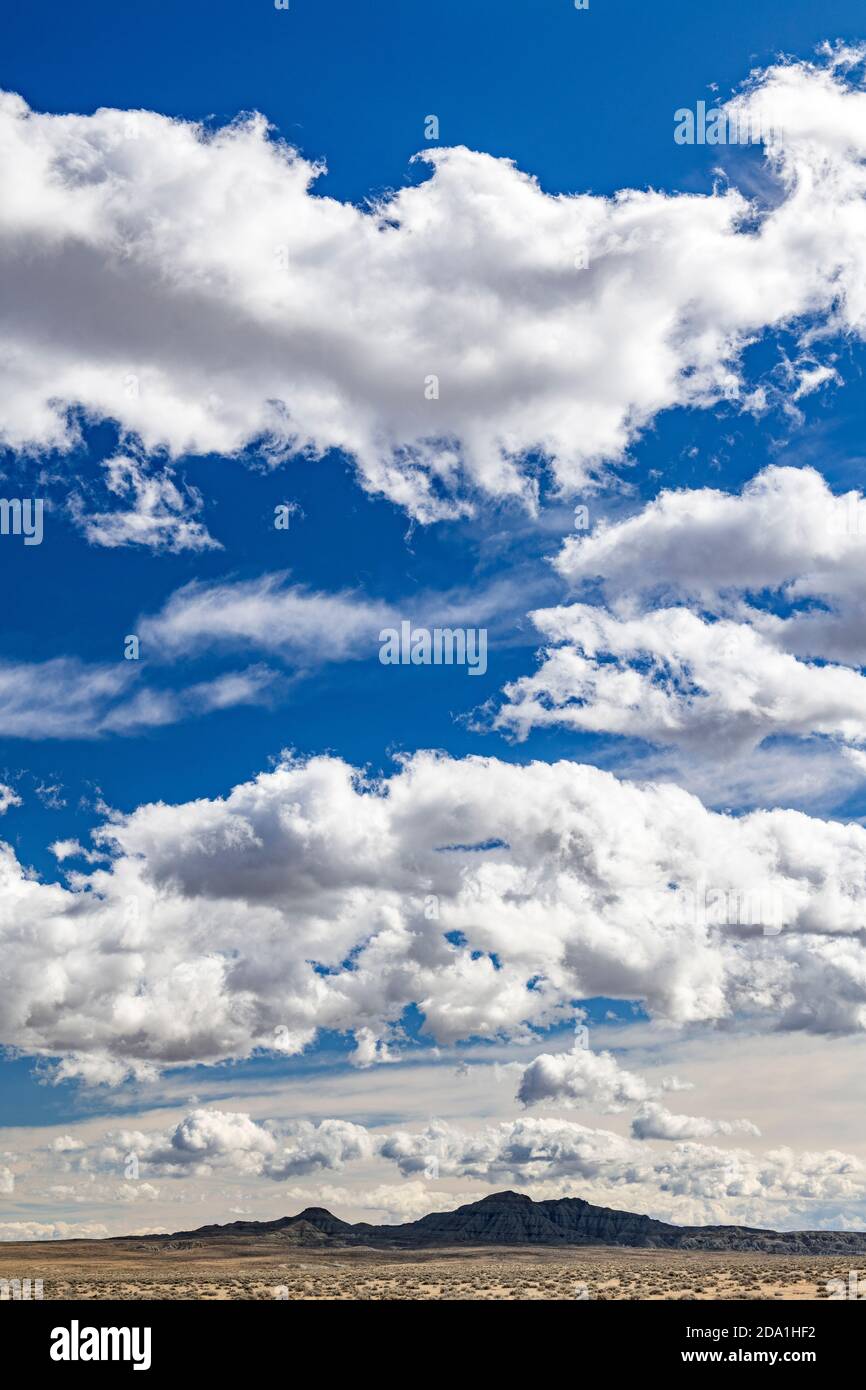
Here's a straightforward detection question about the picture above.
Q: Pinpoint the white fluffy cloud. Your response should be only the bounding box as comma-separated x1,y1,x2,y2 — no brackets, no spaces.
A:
50,1135,84,1153
496,601,866,754
17,1096,861,1230
278,1182,479,1224
3,750,866,1079
91,1109,373,1181
378,1117,862,1211
0,1221,108,1242
66,1105,857,1225
3,53,866,521
517,1046,657,1111
555,465,866,671
488,464,866,805
630,1103,760,1142
516,1043,759,1141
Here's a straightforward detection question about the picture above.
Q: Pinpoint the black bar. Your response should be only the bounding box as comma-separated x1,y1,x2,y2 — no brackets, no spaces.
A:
5,1296,861,1376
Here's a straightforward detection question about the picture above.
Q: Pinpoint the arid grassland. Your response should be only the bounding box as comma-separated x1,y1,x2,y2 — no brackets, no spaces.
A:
0,1240,857,1300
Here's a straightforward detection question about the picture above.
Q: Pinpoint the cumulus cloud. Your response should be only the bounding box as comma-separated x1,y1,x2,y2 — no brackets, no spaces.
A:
514,1042,757,1142
517,1046,657,1111
2,54,866,521
378,1117,862,1211
263,1120,376,1179
495,601,866,754
0,1221,108,1242
2,750,866,1079
43,1104,865,1229
91,1109,374,1180
280,1182,479,1224
50,1135,84,1153
490,464,866,804
555,466,866,665
0,784,21,815
100,1109,278,1178
118,1181,160,1202
630,1102,760,1141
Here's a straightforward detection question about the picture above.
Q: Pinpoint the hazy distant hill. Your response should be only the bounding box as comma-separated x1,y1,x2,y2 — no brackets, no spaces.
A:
129,1190,866,1255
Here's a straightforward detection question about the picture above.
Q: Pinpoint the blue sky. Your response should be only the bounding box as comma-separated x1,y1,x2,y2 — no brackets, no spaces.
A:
2,1,866,1236
1,0,865,857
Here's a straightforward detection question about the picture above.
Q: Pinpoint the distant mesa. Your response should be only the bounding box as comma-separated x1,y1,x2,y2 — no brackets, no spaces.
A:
123,1190,866,1256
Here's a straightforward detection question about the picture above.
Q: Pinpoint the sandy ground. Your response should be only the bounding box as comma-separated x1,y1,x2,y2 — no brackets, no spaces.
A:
0,1240,860,1300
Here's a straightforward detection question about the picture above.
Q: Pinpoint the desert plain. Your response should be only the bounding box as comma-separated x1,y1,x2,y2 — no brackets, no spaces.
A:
0,1239,859,1300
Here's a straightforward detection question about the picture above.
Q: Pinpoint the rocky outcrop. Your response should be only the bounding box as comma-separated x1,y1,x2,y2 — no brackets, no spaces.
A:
290,1208,356,1238
134,1189,866,1254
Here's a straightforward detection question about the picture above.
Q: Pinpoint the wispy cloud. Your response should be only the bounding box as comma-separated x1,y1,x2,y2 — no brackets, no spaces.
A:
69,455,219,554
0,656,277,739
